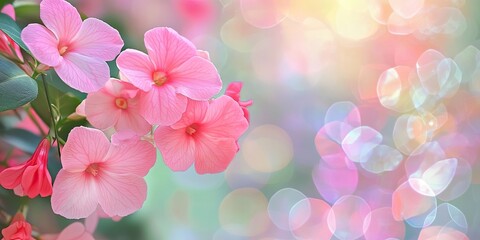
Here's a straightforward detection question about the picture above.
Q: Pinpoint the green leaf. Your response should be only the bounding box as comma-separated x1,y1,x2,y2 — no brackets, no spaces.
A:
0,12,31,55
0,55,37,112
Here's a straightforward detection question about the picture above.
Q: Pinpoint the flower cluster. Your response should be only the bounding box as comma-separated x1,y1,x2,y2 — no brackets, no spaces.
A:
0,0,251,237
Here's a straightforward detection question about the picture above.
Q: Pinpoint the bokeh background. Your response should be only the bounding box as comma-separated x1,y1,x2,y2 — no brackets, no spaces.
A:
2,0,480,239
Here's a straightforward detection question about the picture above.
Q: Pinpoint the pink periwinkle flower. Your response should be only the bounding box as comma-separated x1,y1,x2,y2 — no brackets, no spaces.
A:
225,81,252,123
85,78,151,135
154,96,249,174
116,27,222,125
41,222,94,240
1,213,34,240
21,0,123,93
0,138,52,198
0,4,23,61
51,127,156,219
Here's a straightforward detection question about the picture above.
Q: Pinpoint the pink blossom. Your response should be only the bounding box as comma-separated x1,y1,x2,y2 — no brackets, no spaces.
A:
225,81,253,123
154,96,248,174
116,27,222,125
41,222,94,240
84,207,122,234
0,138,52,198
1,213,34,240
85,78,151,135
21,0,123,93
0,4,23,61
51,127,156,219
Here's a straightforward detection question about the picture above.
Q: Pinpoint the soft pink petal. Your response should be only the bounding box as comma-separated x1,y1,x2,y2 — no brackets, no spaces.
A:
75,100,86,117
154,126,196,171
71,18,123,61
115,110,151,135
85,209,99,233
116,49,155,91
2,4,15,19
61,127,110,172
202,96,249,139
103,140,156,176
111,130,141,146
40,0,82,41
85,90,120,130
51,170,99,219
194,136,238,174
0,165,26,189
169,56,222,100
21,24,61,66
56,53,110,93
170,99,208,129
57,222,94,240
139,85,187,125
144,27,197,70
196,50,210,60
96,172,147,217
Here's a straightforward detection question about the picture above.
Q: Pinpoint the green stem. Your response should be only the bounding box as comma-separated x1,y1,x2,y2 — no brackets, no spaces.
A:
40,74,61,158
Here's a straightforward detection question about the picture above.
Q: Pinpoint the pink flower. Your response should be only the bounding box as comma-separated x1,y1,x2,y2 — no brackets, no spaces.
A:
154,96,249,174
41,222,94,240
0,4,23,61
85,78,151,135
51,127,156,219
21,0,123,93
225,81,253,123
0,138,52,198
116,27,222,125
1,213,34,240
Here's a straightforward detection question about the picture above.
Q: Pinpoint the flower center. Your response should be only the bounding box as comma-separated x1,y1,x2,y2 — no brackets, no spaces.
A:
115,97,128,109
186,123,199,135
58,45,69,56
86,163,100,177
152,71,167,86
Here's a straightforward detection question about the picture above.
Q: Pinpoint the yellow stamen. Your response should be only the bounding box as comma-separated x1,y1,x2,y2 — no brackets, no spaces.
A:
59,46,68,56
152,71,167,86
86,163,100,176
115,98,128,109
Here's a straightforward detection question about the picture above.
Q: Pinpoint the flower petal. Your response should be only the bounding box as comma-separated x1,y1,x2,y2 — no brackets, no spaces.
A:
51,170,99,219
2,4,15,19
169,56,222,100
21,165,42,198
71,18,123,61
154,126,196,171
40,0,81,41
96,172,147,217
85,89,120,130
144,27,197,70
115,109,151,135
139,85,187,125
202,96,249,139
61,127,110,172
103,140,156,176
57,222,94,240
0,165,26,189
194,136,238,174
55,53,110,93
116,49,155,91
170,99,208,129
21,24,61,66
